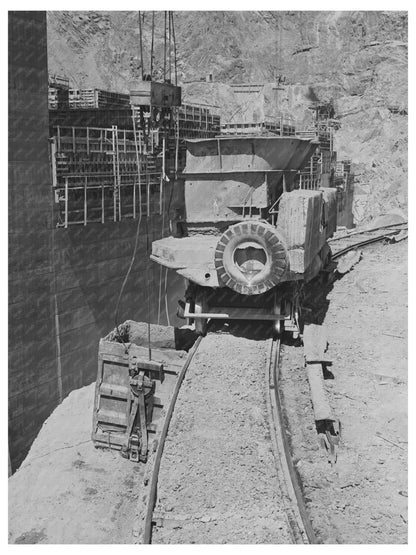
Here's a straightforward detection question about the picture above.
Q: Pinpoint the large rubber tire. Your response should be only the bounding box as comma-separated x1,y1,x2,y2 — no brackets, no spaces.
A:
214,221,288,295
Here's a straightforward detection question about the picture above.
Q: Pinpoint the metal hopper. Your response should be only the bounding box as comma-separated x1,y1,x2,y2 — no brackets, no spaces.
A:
182,136,319,224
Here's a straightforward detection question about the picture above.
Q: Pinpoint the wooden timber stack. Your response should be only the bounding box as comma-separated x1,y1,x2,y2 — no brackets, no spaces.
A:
69,88,130,110
220,119,296,137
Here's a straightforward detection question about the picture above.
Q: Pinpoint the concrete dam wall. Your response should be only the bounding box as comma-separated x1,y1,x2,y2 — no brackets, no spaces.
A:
8,11,183,471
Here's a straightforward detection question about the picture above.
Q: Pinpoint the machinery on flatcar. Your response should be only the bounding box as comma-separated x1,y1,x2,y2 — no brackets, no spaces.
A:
151,135,337,337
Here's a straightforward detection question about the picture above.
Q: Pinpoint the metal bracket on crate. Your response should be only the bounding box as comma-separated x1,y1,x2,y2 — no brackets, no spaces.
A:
119,355,164,462
128,433,140,463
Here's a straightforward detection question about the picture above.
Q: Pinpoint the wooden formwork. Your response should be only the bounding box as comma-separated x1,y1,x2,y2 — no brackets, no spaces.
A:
51,124,166,227
220,118,296,137
68,88,130,110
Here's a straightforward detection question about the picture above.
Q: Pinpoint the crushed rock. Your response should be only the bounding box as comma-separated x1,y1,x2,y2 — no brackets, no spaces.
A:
152,332,294,544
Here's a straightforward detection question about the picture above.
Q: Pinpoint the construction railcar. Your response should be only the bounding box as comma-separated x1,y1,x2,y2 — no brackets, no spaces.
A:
151,136,337,337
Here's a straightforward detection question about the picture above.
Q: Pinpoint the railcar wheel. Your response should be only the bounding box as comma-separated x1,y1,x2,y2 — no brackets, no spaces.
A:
274,318,284,337
273,296,284,337
194,294,208,336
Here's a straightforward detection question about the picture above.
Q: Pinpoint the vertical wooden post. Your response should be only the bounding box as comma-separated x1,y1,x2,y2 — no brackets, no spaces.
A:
84,176,87,226
112,126,117,222
86,127,90,156
101,184,105,224
133,179,136,220
115,127,121,222
50,137,57,189
72,126,76,153
64,177,69,229
160,137,165,215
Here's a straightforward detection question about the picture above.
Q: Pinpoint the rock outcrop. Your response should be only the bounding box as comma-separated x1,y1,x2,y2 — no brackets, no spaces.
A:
47,11,408,222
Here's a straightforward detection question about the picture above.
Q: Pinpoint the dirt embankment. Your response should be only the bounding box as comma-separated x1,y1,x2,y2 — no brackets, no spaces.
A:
280,239,408,543
9,241,407,544
8,384,144,544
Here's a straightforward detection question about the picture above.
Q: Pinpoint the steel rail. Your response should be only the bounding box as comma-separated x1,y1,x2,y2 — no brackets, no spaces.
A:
328,221,408,243
331,233,398,260
267,338,318,544
142,335,203,544
140,334,316,544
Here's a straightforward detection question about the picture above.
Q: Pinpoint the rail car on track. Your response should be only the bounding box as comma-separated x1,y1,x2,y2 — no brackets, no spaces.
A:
151,136,337,337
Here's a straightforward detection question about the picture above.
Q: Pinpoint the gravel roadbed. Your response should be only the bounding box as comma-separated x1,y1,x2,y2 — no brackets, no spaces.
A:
279,240,408,544
152,332,294,544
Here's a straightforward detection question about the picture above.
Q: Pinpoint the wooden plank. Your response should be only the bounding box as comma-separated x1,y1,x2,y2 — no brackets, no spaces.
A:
306,363,334,421
303,324,331,363
99,339,186,367
97,408,128,427
100,383,129,399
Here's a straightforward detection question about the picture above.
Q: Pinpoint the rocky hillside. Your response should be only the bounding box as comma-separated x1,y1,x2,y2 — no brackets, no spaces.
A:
47,11,408,223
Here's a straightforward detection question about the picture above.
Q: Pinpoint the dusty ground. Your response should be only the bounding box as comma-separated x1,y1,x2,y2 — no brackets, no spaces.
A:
8,241,407,545
8,383,144,544
280,239,408,543
152,331,295,544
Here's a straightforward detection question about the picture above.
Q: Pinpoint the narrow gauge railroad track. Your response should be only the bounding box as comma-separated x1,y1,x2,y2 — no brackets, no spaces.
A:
135,331,316,544
267,338,317,544
329,222,407,260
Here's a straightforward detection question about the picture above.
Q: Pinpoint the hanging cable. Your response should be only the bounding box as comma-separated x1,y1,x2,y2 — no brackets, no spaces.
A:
163,11,167,81
171,12,178,86
168,11,172,82
114,202,142,353
138,10,144,80
150,11,155,79
113,113,143,352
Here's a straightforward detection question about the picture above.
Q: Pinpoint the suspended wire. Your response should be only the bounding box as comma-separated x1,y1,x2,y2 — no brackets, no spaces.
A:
168,11,172,82
115,11,180,342
113,113,143,352
150,11,155,79
171,12,178,86
163,11,167,81
138,10,144,79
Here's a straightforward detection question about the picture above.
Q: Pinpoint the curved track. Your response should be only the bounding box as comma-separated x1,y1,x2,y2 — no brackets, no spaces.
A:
135,335,203,543
267,338,317,544
330,223,407,260
136,223,407,543
137,331,316,544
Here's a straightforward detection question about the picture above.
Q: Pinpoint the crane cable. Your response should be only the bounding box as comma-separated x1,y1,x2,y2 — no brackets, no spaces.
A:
150,11,155,79
171,12,178,86
138,11,144,80
113,106,144,352
114,10,179,347
163,11,167,81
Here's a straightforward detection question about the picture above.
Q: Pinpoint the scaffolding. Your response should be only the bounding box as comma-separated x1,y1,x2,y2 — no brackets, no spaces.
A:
51,125,164,227
220,116,296,137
